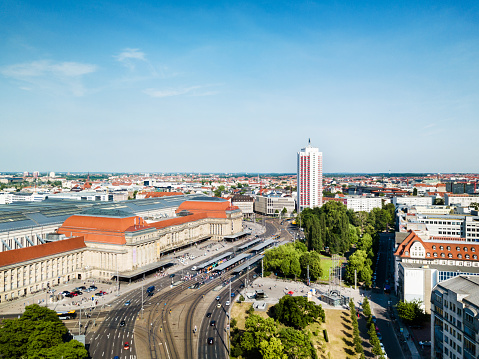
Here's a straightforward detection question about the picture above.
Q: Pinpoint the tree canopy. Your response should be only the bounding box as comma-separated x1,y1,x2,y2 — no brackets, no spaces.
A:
0,304,88,359
272,295,325,329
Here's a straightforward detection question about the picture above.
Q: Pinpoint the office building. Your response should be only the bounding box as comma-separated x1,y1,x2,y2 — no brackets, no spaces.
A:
431,275,479,359
297,140,322,211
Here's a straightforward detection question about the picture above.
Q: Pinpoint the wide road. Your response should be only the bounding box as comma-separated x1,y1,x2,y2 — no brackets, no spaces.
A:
369,232,404,359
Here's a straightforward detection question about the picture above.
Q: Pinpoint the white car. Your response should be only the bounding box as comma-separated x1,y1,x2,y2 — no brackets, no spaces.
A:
192,266,197,271
225,301,230,306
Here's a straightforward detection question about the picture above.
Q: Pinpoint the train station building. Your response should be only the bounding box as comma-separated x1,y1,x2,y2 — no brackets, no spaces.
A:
0,196,242,303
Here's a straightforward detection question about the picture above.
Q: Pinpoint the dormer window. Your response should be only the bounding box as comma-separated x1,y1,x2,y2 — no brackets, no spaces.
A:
441,253,446,258
448,253,453,258
472,247,476,252
434,253,438,257
474,255,478,260
464,247,468,252
466,254,470,259
432,245,437,250
440,246,444,250
405,251,409,256
456,247,461,251
447,246,451,251
426,253,431,257
458,254,462,259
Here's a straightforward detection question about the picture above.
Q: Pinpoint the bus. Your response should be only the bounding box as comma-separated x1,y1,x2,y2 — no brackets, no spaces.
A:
56,310,76,320
147,285,155,296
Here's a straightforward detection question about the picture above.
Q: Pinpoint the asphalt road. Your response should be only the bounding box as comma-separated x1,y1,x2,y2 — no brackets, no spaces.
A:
369,232,403,359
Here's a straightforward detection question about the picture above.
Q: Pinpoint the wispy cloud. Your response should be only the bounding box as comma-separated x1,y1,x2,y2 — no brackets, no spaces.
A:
423,123,436,129
143,85,221,98
143,86,202,98
115,48,147,70
1,60,97,96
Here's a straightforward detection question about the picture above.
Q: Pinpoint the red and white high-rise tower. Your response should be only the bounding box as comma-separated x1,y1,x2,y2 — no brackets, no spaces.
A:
297,139,322,211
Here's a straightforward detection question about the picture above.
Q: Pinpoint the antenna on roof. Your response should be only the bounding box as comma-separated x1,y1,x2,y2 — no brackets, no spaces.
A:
308,138,311,145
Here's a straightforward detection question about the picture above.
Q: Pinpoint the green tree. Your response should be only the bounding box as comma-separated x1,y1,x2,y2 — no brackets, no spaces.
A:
279,327,316,359
413,187,418,196
396,300,427,325
272,295,325,329
281,207,287,216
259,337,287,359
214,185,225,197
362,297,371,318
434,197,445,205
299,251,323,281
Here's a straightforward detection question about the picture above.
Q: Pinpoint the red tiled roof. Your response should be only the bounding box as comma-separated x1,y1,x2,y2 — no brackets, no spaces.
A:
394,231,479,261
58,215,151,245
0,237,86,268
144,192,183,198
176,201,239,218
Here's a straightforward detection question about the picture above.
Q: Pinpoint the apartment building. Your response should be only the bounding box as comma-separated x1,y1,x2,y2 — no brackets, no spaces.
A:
297,140,322,211
394,231,479,313
431,275,479,359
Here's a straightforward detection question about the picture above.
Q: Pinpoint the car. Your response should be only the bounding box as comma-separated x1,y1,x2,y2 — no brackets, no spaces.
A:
419,341,431,347
191,266,197,271
210,320,216,327
239,284,244,289
170,274,175,278
377,332,382,340
120,320,125,327
95,292,103,296
216,296,220,301
70,292,78,297
123,342,130,350
372,315,377,323
99,290,107,295
125,300,131,306
231,292,235,297
206,312,212,318
61,290,70,295
64,293,73,298
89,285,97,290
225,301,230,306
216,303,221,308
375,325,380,331
208,337,214,345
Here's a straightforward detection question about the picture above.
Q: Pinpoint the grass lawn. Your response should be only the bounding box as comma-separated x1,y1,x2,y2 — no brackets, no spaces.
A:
230,302,370,358
319,255,344,281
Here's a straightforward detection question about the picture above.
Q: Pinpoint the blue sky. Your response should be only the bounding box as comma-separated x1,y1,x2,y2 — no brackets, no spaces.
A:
1,1,478,173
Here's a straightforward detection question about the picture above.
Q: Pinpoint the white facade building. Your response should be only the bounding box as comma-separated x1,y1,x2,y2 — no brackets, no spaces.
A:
345,196,384,212
297,140,323,211
393,196,433,207
445,194,479,208
254,195,295,216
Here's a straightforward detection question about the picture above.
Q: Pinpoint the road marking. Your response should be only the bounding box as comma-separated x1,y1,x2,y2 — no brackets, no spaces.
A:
165,341,171,359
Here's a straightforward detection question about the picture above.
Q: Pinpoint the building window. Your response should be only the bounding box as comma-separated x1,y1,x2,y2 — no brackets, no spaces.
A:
433,245,437,250
440,246,444,250
464,247,468,252
434,252,438,257
441,253,446,258
447,246,451,251
465,254,470,259
448,253,453,258
426,252,431,257
456,246,461,251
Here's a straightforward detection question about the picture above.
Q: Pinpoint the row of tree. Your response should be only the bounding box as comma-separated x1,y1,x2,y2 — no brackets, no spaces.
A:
396,299,428,325
363,297,386,358
263,242,323,281
0,304,89,359
349,299,365,357
231,295,324,359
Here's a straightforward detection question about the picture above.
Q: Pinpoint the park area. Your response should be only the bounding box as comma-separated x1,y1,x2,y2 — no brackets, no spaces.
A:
230,301,372,359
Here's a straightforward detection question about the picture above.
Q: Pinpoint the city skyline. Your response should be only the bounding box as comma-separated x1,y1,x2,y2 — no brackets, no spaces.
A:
1,1,479,173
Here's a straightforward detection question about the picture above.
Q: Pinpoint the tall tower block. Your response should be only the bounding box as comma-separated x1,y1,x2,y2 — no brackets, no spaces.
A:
297,139,323,212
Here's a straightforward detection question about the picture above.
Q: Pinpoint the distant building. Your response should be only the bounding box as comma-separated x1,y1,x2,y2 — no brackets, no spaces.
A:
445,194,479,208
297,140,322,211
254,194,295,216
393,196,433,207
431,275,479,359
345,196,385,212
231,194,254,217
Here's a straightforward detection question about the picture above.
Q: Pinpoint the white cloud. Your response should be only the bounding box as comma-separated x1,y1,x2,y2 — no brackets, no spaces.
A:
143,86,203,98
1,60,97,78
115,49,147,70
423,123,436,129
0,60,97,96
